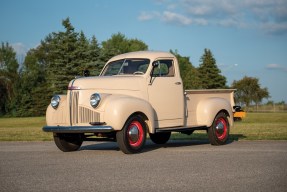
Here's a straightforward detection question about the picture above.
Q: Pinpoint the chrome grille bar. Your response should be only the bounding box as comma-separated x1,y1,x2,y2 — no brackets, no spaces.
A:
69,91,79,125
69,90,100,125
72,91,79,125
79,107,100,123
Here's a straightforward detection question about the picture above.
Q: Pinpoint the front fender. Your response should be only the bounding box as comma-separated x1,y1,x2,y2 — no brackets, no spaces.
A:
46,95,69,126
103,95,155,133
196,97,233,127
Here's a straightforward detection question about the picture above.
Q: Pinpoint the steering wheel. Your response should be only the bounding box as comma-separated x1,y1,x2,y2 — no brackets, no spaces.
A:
133,71,145,75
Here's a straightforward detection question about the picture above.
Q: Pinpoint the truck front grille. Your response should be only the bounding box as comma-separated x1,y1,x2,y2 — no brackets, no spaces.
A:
71,91,79,125
70,91,100,125
79,107,100,123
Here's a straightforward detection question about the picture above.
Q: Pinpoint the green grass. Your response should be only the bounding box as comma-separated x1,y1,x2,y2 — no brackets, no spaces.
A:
172,112,287,141
230,113,287,140
0,117,52,141
0,113,287,141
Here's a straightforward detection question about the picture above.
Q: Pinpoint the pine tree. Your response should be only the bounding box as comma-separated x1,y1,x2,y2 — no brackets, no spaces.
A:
77,31,90,65
198,49,226,89
44,18,80,94
10,18,105,116
170,50,202,89
85,35,103,76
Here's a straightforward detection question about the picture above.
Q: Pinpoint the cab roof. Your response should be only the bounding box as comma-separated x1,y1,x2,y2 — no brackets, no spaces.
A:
107,51,176,63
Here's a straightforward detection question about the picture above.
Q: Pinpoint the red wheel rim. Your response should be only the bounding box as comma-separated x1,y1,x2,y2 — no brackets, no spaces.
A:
127,121,144,147
215,117,227,141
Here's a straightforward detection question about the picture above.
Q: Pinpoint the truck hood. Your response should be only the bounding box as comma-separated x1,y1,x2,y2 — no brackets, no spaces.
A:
69,75,145,91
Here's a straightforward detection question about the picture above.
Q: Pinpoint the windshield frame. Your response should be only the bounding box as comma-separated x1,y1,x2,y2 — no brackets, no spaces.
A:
100,58,150,76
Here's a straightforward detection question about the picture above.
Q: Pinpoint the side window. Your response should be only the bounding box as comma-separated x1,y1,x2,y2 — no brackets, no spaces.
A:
152,59,174,77
137,63,149,73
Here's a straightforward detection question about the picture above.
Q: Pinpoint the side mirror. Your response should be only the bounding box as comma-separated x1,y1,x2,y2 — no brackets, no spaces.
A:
149,61,159,84
152,61,159,67
83,69,90,77
150,61,159,76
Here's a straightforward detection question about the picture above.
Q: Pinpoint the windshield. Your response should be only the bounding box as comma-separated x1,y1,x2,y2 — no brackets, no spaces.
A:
101,58,150,76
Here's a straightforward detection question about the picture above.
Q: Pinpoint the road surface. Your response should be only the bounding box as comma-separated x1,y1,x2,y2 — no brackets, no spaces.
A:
0,140,286,192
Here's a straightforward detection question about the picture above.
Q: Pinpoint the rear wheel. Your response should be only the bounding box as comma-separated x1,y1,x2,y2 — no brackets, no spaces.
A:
116,115,147,154
208,112,229,145
53,133,83,152
149,132,171,144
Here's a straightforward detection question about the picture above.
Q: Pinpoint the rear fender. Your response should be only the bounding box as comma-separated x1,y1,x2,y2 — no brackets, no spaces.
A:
196,98,233,127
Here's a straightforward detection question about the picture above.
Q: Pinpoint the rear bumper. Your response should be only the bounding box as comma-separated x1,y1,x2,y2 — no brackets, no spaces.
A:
43,125,114,133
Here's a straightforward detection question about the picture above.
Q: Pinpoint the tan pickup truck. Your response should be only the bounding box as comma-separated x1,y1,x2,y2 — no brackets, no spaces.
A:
43,51,236,154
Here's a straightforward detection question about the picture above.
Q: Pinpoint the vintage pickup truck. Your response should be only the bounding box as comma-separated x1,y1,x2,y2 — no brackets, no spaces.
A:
43,51,236,154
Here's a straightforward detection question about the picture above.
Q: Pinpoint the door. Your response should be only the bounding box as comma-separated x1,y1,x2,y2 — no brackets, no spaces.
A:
147,59,184,128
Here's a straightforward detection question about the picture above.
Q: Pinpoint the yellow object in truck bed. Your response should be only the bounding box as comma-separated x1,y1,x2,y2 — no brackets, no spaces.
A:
233,111,246,121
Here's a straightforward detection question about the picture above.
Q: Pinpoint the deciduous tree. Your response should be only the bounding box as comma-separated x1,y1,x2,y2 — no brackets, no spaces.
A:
231,76,270,110
12,50,49,116
101,32,148,60
0,42,19,115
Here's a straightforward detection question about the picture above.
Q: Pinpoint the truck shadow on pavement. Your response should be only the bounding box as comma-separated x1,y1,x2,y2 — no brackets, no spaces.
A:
80,140,211,153
80,135,245,153
229,134,246,141
143,140,211,153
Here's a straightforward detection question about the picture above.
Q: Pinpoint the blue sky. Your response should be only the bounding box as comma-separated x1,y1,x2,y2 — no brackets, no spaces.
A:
1,0,287,102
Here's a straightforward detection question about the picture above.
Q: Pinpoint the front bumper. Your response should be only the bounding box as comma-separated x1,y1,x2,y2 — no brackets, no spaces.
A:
43,125,114,133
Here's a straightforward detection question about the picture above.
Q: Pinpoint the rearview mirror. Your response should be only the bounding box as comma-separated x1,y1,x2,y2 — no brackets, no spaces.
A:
83,69,90,77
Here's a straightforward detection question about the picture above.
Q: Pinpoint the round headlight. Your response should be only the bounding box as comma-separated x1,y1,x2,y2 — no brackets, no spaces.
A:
90,93,101,108
51,95,60,109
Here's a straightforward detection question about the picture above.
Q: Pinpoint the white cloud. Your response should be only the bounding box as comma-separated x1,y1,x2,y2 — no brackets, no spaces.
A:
11,42,29,65
139,11,194,26
187,5,212,16
266,64,287,72
139,10,208,26
138,12,155,21
261,22,287,35
167,3,177,10
139,0,287,34
11,42,28,56
162,11,192,25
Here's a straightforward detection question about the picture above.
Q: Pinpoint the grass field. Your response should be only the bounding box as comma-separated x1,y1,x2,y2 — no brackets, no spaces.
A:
0,117,52,141
0,113,287,141
172,112,287,140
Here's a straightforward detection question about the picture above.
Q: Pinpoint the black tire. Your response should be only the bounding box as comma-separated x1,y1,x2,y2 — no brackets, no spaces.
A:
207,112,229,145
149,132,171,144
53,133,83,152
116,115,147,154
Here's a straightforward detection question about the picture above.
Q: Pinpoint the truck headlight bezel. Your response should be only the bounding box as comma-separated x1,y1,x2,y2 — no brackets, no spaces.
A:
51,95,61,109
90,93,101,108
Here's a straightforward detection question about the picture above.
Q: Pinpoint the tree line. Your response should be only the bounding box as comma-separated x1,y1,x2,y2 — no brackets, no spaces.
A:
0,18,269,117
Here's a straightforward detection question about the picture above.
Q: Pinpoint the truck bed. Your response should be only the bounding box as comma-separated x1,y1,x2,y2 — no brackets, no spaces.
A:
185,89,235,126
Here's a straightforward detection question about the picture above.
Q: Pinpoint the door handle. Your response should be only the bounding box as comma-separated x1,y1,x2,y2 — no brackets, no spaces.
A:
175,82,181,85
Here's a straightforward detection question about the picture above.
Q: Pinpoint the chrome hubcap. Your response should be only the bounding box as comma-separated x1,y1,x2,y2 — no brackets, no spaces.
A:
128,125,139,143
216,122,224,135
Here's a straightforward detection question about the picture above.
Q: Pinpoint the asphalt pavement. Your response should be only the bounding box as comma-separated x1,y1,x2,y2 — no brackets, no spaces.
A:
0,140,287,192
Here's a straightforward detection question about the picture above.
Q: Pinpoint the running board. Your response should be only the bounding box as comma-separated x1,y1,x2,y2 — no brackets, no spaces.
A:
155,125,208,133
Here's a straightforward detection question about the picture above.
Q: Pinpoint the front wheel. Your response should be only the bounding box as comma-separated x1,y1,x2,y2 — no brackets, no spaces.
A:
116,115,147,154
53,133,83,152
207,112,229,145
